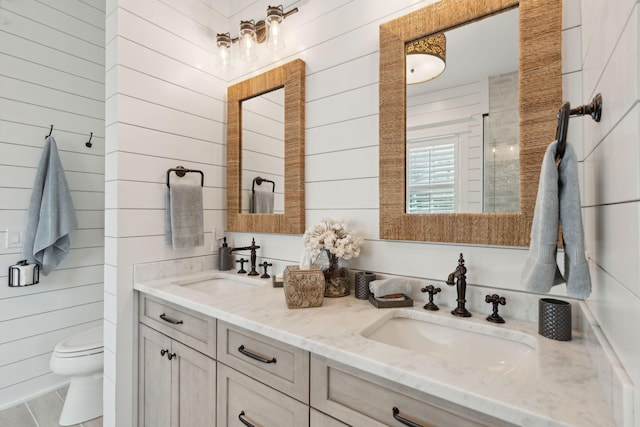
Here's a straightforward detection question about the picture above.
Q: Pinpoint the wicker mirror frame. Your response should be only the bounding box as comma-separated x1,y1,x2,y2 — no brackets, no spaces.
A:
379,0,562,246
227,59,305,234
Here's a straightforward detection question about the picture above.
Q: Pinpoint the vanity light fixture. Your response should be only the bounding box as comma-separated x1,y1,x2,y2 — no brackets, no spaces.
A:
406,32,446,84
216,5,298,69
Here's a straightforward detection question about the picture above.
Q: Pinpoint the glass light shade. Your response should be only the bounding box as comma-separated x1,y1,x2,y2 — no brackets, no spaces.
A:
266,6,285,51
406,33,446,84
239,20,257,61
216,33,233,70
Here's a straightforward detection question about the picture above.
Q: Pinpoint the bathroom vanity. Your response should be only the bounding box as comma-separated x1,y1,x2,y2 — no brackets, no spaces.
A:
134,270,618,427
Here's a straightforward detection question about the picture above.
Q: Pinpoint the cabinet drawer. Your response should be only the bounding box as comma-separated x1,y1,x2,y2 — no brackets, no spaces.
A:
311,355,517,427
217,321,309,403
217,363,308,427
139,294,216,356
311,409,349,427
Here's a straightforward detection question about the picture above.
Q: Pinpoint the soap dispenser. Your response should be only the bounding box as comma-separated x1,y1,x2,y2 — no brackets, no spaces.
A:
218,237,234,270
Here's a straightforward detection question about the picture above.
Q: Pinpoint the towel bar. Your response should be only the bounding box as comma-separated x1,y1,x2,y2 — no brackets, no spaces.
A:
166,166,204,187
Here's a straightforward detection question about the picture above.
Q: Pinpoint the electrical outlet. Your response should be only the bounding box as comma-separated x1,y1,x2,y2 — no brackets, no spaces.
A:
6,229,24,248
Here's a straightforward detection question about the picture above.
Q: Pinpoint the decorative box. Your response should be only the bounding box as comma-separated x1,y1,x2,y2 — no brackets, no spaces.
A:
283,265,325,309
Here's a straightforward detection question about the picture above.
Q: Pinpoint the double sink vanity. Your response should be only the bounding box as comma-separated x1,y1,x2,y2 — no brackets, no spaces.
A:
134,269,616,427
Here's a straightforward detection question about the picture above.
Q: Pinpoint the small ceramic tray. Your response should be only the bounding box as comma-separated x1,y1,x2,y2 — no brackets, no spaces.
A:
368,294,413,308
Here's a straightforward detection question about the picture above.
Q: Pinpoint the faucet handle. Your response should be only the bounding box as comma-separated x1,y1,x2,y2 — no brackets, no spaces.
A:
421,284,441,311
236,258,248,274
485,294,506,323
259,261,272,279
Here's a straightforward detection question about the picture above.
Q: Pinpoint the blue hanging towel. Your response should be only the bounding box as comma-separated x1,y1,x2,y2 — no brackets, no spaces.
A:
23,136,78,275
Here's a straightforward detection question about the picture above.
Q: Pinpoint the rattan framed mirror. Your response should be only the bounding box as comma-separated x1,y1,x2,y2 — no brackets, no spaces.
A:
227,59,305,234
379,0,562,246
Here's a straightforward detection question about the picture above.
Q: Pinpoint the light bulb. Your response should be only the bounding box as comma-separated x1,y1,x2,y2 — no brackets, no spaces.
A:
216,33,232,70
266,6,285,51
239,20,257,61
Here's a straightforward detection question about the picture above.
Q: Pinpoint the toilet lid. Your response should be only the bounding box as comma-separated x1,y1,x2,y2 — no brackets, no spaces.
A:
55,326,103,354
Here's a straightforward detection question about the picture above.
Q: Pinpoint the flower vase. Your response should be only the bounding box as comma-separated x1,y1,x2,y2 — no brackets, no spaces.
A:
322,250,350,297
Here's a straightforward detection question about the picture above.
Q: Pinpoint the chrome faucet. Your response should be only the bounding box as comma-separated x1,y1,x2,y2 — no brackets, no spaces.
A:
446,253,471,317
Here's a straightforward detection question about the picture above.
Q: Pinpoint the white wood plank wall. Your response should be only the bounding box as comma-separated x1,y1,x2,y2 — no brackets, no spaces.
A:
0,0,105,410
579,1,640,425
104,0,228,424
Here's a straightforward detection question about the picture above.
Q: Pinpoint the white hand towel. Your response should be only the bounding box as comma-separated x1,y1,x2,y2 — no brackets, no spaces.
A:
521,141,591,298
369,278,410,299
164,183,204,250
23,136,78,275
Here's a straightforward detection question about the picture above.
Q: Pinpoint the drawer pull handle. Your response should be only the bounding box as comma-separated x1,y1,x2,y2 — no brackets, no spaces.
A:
238,410,256,427
167,352,176,360
160,349,168,357
392,407,425,427
159,313,183,325
238,345,277,364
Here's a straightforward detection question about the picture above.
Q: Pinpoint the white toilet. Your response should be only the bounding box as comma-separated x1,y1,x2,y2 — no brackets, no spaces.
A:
50,326,104,426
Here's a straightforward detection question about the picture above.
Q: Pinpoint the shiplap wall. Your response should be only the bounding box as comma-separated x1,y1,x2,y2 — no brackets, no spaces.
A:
579,0,640,424
0,0,105,410
104,0,228,424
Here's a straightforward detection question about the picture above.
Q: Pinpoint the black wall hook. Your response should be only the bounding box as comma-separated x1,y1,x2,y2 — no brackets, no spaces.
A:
45,124,53,139
85,132,93,148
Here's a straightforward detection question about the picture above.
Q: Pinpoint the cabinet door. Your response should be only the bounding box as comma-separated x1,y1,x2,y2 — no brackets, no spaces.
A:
139,324,173,427
171,340,216,427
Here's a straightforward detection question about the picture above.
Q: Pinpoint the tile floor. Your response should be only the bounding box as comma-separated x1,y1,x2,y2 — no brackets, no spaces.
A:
0,385,102,427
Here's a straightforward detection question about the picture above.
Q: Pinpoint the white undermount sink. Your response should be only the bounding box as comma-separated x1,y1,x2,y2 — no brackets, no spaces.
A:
171,271,268,295
361,309,538,379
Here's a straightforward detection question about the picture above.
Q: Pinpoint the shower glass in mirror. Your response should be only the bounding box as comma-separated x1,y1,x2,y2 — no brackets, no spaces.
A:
405,8,519,214
241,87,285,214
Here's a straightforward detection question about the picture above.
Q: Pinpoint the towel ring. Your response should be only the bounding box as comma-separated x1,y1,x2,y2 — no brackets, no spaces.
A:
555,93,602,160
166,166,204,188
252,176,275,193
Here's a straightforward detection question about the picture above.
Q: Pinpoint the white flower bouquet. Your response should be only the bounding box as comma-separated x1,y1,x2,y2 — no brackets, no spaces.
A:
303,218,363,265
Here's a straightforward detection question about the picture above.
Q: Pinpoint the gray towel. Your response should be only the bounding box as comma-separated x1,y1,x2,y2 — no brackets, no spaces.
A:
164,183,204,250
522,141,591,298
250,190,274,213
23,136,78,275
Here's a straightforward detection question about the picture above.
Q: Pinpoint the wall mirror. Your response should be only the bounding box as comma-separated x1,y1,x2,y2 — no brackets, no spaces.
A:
227,59,305,234
241,88,285,214
380,0,562,246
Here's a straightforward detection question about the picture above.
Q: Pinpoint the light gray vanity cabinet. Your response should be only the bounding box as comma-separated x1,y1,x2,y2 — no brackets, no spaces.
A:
310,355,517,427
138,296,217,427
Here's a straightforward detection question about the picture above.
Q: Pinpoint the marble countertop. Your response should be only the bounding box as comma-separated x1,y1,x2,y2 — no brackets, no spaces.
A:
134,269,615,427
